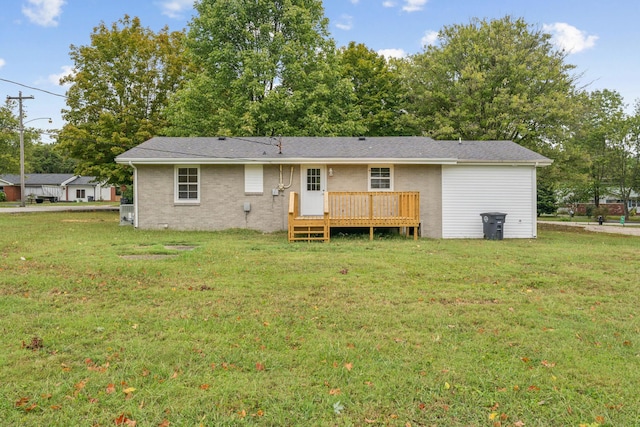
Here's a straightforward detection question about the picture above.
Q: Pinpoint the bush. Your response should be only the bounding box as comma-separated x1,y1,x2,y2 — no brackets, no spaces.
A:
0,191,5,202
592,206,609,220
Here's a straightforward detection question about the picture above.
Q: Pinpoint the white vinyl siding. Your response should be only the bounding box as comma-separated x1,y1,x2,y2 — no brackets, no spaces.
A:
441,165,537,239
244,164,263,194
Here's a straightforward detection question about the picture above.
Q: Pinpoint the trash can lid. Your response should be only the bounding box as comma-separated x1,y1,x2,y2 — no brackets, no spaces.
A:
480,212,507,216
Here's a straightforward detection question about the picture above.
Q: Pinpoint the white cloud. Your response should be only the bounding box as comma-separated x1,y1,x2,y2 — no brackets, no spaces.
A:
382,1,396,6
159,0,193,19
378,48,407,59
421,30,438,47
22,0,65,27
48,65,74,87
402,0,428,12
336,15,353,31
350,0,360,4
0,58,5,69
542,22,598,54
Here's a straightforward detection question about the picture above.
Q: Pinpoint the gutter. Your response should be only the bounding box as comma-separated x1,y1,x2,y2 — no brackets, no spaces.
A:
128,161,138,228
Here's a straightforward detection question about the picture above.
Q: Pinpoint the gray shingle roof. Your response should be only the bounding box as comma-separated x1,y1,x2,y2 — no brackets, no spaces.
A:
115,136,552,165
0,173,75,185
0,174,100,185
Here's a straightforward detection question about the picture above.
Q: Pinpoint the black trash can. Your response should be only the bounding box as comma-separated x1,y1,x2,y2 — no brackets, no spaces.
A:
480,212,507,240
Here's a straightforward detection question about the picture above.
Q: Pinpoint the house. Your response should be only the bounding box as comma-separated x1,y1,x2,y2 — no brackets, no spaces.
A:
0,174,117,202
115,136,552,240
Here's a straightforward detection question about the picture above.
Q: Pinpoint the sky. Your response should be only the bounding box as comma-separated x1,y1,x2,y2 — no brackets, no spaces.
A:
1,0,639,143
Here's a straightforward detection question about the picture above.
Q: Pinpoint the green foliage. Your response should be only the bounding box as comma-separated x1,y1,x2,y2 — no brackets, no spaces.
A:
1,213,639,425
0,100,42,174
166,0,364,137
58,15,187,185
404,16,579,152
537,181,557,216
592,205,609,220
28,142,76,173
0,191,6,202
338,42,414,136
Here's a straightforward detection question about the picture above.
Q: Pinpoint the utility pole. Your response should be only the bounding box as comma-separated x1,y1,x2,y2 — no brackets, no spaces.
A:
6,91,34,207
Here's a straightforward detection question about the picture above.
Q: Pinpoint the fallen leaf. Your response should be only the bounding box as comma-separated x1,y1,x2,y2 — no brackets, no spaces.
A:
106,383,116,394
115,413,136,426
255,362,265,371
50,405,62,410
158,420,170,427
199,384,209,390
15,397,30,407
329,388,341,395
541,360,556,368
123,387,136,394
489,412,498,420
344,362,353,371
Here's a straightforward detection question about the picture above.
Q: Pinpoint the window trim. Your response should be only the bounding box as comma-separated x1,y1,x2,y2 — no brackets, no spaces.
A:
76,188,86,199
244,164,264,195
174,165,200,204
368,165,394,191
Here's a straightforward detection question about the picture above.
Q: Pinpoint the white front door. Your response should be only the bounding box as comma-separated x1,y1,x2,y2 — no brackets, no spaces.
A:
300,165,326,216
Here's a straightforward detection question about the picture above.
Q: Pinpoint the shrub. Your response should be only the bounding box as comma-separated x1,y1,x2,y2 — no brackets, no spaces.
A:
592,205,609,220
0,191,6,202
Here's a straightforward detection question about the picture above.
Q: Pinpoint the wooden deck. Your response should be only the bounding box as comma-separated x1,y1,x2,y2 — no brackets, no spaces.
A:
288,191,420,242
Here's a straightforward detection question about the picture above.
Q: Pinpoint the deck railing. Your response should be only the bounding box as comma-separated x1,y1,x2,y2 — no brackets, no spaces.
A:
288,191,420,241
327,191,419,226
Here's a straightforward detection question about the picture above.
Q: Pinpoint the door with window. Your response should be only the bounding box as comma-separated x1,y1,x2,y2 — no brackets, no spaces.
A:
300,165,326,216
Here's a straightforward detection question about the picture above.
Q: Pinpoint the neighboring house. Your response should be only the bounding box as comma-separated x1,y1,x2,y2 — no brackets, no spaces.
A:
0,174,116,202
115,136,552,240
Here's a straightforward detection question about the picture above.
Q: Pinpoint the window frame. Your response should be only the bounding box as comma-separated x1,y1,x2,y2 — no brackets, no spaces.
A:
76,189,86,199
174,165,200,204
244,164,264,195
368,165,394,191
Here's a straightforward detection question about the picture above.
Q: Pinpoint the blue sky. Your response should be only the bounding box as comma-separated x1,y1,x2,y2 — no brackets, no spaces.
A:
1,0,639,142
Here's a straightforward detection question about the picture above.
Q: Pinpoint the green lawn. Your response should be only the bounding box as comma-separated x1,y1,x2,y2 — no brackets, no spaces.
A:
1,212,638,426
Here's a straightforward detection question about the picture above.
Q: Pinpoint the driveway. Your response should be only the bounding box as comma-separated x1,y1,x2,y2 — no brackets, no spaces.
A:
539,221,640,237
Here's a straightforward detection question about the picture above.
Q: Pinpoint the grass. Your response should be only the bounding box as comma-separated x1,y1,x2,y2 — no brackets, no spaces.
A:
1,212,638,426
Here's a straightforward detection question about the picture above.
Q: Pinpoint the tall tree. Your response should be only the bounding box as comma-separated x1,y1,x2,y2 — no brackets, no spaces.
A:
573,90,626,208
404,16,579,153
166,0,363,137
337,42,416,136
29,142,77,173
58,15,187,185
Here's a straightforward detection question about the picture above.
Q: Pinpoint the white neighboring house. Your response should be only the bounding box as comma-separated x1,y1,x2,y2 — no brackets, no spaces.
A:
0,173,116,202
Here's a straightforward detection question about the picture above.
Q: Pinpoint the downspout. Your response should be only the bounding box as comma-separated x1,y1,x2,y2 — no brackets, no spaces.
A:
129,161,138,228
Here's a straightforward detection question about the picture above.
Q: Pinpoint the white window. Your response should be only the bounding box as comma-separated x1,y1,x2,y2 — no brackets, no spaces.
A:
368,165,393,191
175,166,200,203
76,189,86,199
244,164,263,194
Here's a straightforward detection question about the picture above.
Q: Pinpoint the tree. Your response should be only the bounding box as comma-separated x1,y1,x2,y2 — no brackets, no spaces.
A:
58,15,187,185
29,142,76,173
337,42,415,136
572,90,625,207
0,100,41,174
404,16,579,153
166,0,363,137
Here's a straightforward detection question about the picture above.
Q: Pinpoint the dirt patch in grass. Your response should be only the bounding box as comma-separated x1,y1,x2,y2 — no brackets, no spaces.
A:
164,245,196,251
119,254,178,260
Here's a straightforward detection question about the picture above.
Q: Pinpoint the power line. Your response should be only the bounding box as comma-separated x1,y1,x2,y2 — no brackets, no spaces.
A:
0,77,68,99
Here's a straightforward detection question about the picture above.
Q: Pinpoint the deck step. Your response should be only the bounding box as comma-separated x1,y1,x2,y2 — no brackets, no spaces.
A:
289,223,329,242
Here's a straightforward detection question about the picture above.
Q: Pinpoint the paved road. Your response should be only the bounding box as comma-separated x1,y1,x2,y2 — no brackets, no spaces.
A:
0,204,119,214
540,221,640,237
